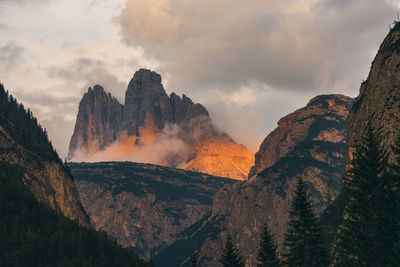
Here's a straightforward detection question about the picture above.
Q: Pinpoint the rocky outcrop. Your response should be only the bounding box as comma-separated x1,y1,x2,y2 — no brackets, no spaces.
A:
180,132,255,180
69,161,236,259
159,94,353,266
249,94,353,178
348,22,400,162
0,85,90,226
68,69,253,180
68,85,124,158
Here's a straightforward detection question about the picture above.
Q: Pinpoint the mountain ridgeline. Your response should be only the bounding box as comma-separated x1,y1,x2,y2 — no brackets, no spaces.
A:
0,84,90,226
0,84,150,266
154,94,353,266
69,161,236,260
68,69,254,180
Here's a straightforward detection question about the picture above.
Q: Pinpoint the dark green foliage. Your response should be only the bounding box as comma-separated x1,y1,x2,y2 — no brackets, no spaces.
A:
219,234,245,267
152,216,222,267
189,251,200,267
0,162,151,267
319,184,349,249
0,83,58,160
257,223,280,267
386,137,400,265
283,177,329,266
332,125,400,266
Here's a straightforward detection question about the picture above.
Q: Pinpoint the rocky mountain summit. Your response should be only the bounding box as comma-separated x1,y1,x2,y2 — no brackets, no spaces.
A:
68,69,253,180
249,94,352,177
68,85,124,156
157,94,353,266
69,161,236,259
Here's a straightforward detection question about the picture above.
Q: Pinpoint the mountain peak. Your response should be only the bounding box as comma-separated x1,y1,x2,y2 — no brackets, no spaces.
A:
69,69,254,180
307,94,353,107
249,94,353,178
131,68,162,87
92,84,105,93
68,84,124,159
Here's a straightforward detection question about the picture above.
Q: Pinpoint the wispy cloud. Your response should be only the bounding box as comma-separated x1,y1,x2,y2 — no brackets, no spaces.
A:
0,42,23,73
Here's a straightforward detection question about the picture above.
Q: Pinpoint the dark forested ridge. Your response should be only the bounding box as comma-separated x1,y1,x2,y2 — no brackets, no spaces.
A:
0,83,90,225
0,83,58,160
0,83,150,266
0,162,151,267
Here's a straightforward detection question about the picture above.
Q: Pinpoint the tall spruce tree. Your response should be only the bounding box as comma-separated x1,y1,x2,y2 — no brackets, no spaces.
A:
332,125,394,265
219,234,245,267
389,137,400,265
257,223,281,267
283,177,329,266
189,251,200,267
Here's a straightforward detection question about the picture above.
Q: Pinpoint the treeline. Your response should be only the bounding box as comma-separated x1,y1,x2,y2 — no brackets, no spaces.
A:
0,84,150,266
0,162,152,267
189,125,400,266
0,83,58,160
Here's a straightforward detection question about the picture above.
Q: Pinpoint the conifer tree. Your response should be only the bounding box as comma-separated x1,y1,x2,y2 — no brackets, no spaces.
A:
257,223,280,266
219,234,245,267
189,251,200,267
333,125,392,265
373,133,400,265
283,177,328,266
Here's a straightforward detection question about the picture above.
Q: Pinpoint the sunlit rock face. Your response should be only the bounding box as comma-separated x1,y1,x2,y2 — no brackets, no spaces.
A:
69,161,236,259
347,23,400,163
249,94,353,178
68,69,254,180
155,94,353,267
180,132,255,180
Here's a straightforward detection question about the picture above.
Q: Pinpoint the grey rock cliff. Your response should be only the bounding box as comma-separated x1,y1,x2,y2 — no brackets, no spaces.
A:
68,85,123,158
348,22,400,162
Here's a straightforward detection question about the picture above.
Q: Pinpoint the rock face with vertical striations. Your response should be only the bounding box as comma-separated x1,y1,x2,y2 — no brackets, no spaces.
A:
0,84,90,226
156,94,353,267
347,22,400,162
68,69,253,180
68,85,124,158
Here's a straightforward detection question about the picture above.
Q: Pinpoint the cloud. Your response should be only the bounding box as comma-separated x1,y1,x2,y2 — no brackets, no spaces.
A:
0,42,23,73
117,0,399,94
72,124,190,165
0,0,47,4
48,57,127,101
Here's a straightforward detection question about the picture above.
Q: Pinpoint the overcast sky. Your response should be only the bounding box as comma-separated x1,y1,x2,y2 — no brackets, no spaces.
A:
0,0,399,158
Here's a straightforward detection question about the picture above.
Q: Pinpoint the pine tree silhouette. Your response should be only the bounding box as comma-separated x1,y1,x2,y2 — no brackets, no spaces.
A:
334,125,400,265
284,177,329,266
219,234,245,267
257,223,280,266
189,251,200,267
